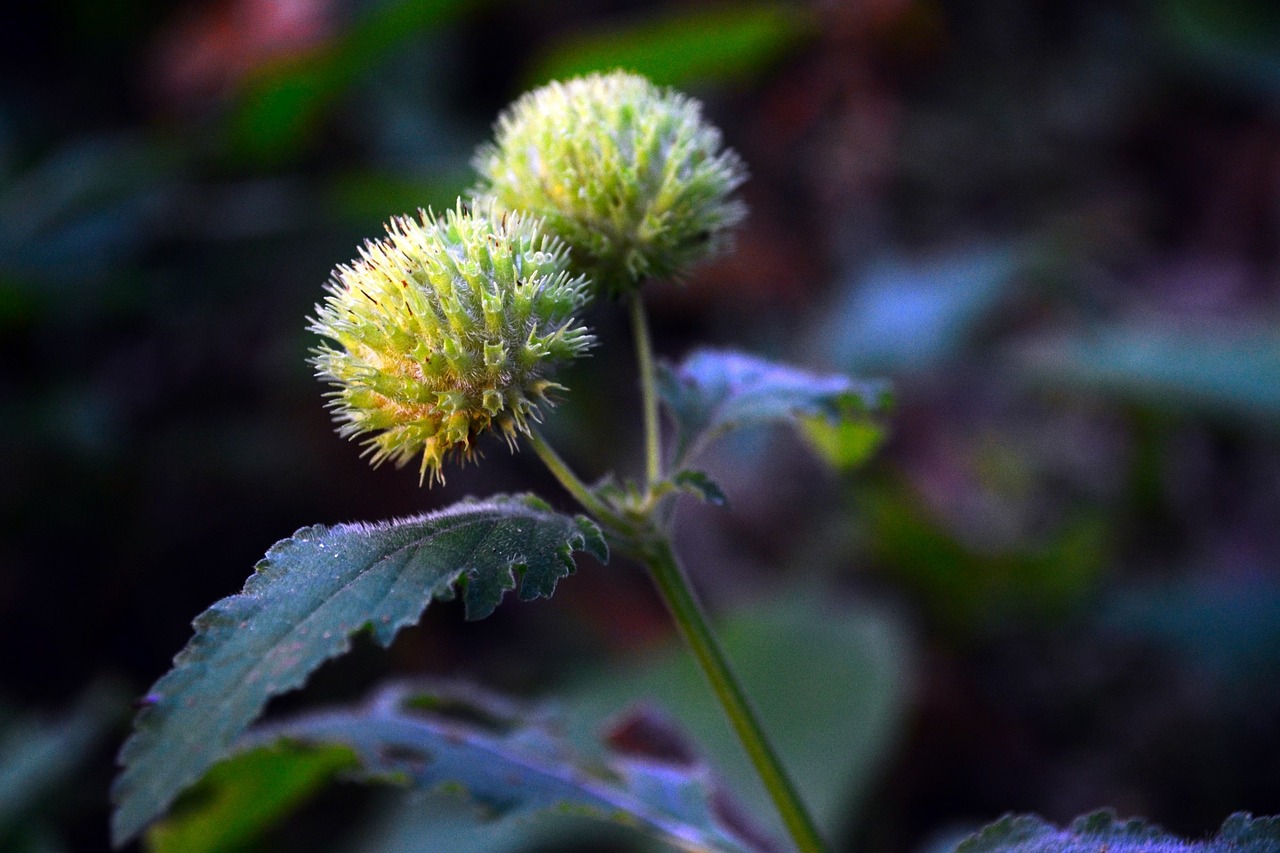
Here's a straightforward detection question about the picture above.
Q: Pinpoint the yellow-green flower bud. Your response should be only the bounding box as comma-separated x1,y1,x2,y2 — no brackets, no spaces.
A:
309,202,594,484
471,71,747,297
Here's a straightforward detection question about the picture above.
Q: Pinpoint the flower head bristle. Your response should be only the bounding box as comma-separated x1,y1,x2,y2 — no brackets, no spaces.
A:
309,201,594,485
471,70,747,297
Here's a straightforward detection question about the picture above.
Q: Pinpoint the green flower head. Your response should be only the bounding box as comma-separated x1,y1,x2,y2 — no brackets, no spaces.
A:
309,202,594,484
471,71,747,297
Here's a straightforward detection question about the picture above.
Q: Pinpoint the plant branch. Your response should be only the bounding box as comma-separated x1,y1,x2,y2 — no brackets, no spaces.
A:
639,536,830,853
630,294,663,486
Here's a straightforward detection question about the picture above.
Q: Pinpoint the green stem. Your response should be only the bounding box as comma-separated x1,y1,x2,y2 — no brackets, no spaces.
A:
539,294,825,850
630,294,663,486
525,427,618,525
640,536,830,853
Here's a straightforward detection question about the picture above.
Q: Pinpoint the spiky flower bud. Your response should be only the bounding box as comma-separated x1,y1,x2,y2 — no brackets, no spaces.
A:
309,203,594,484
471,71,747,297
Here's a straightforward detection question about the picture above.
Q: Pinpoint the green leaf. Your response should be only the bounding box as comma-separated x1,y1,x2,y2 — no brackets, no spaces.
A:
564,591,911,841
1159,0,1280,96
672,470,728,506
1013,323,1280,428
953,810,1280,852
1100,575,1280,691
864,482,1108,634
816,246,1022,373
0,681,124,833
799,412,885,471
526,2,812,89
235,681,774,853
657,348,891,467
145,744,356,853
111,494,607,847
325,169,471,227
228,0,472,163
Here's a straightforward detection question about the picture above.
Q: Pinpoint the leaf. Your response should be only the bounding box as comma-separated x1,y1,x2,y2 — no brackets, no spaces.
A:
864,483,1108,634
672,470,728,506
1159,0,1280,96
324,592,910,853
110,494,607,847
814,246,1022,373
145,744,357,853
657,348,890,467
0,681,124,833
234,681,775,853
952,810,1280,853
326,169,470,227
1100,575,1280,692
229,0,472,163
799,413,885,472
563,591,911,841
0,135,178,288
526,2,812,89
1013,323,1280,428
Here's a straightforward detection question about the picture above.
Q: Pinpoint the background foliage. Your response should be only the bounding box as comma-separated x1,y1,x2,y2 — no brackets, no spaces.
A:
3,0,1280,850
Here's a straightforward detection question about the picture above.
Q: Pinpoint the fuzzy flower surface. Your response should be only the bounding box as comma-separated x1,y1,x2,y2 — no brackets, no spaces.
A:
471,71,747,296
310,203,594,484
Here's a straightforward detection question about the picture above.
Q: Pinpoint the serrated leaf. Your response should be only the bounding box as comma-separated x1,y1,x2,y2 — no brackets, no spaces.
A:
145,744,356,853
236,681,774,853
657,348,890,467
673,470,728,506
335,592,910,853
953,810,1280,853
111,494,607,847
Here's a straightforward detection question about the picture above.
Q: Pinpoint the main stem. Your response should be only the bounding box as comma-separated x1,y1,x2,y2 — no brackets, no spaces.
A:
639,537,829,853
626,294,828,853
630,294,663,486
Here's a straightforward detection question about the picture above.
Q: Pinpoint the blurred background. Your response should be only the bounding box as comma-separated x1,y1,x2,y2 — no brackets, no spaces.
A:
4,0,1280,850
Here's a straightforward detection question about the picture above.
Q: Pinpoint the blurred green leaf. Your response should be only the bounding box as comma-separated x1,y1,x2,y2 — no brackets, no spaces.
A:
326,169,471,225
672,470,729,506
0,681,123,833
145,745,357,853
111,495,607,846
657,348,891,469
347,790,607,853
564,591,911,841
800,412,886,472
351,593,909,852
227,682,772,853
1013,323,1280,427
0,135,177,288
1100,575,1280,690
865,484,1108,633
818,246,1022,373
952,810,1280,852
229,0,474,163
1159,0,1280,94
526,2,812,88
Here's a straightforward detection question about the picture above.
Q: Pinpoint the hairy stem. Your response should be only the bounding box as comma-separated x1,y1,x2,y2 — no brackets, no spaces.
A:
630,294,663,486
639,536,830,853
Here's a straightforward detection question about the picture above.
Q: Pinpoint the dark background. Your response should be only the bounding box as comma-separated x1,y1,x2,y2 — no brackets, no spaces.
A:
4,0,1280,850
